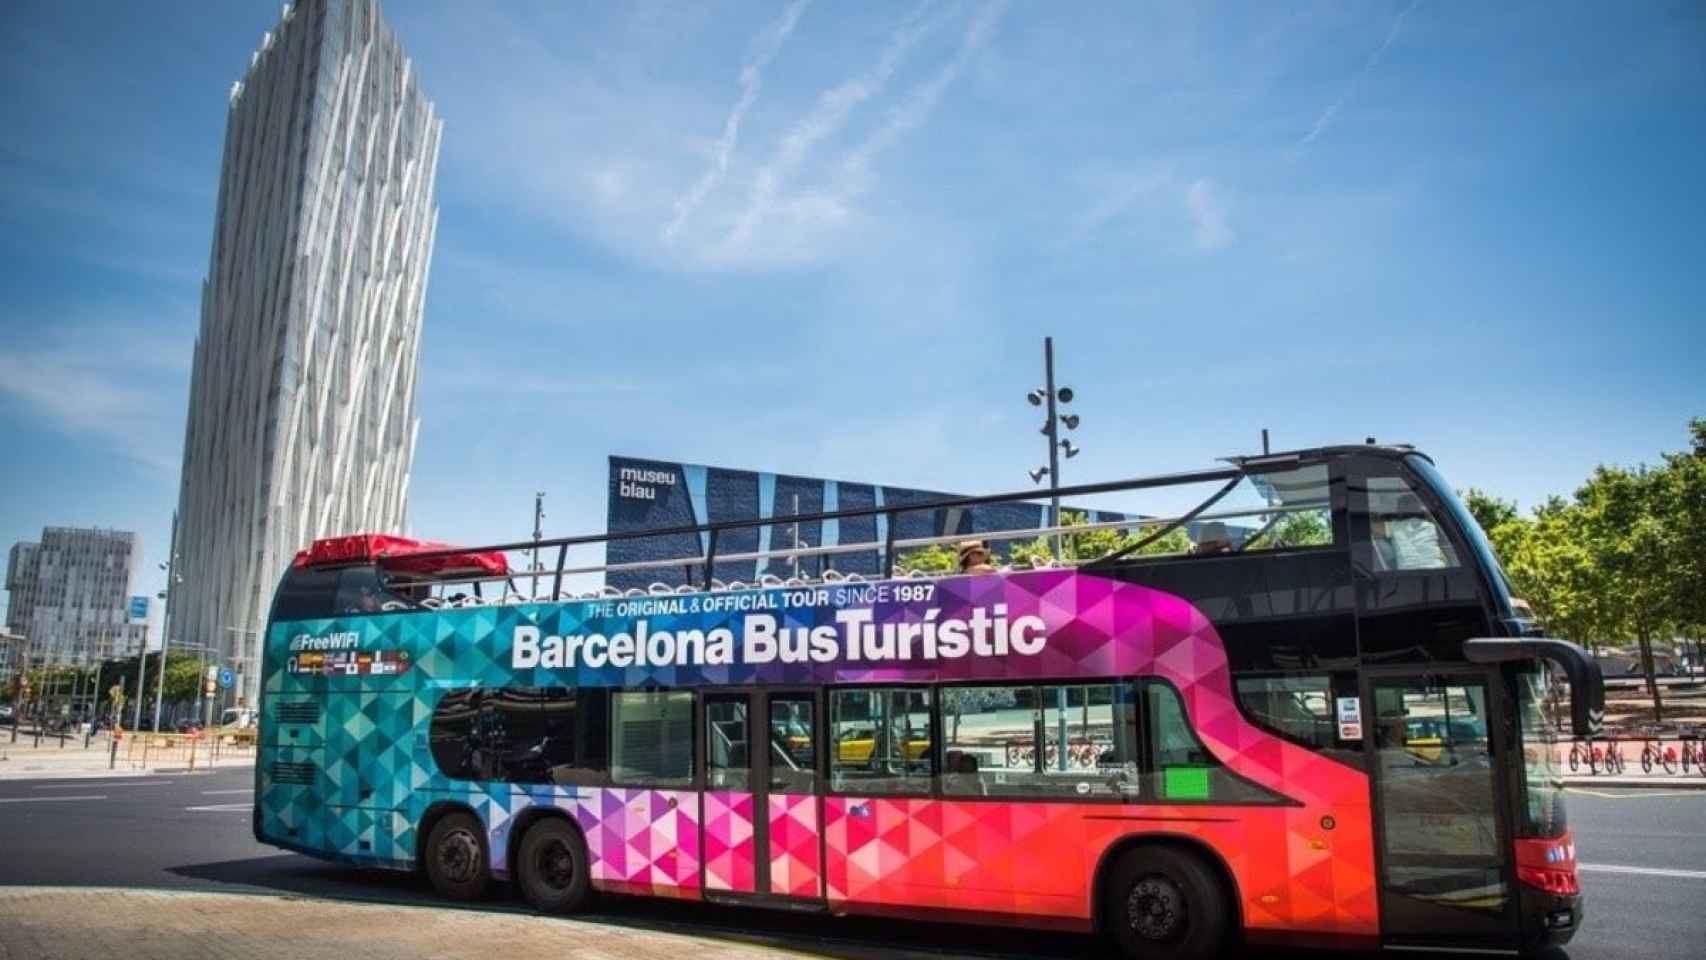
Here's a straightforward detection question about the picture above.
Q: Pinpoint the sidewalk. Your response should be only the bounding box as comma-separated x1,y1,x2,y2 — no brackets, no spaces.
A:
0,734,252,780
0,887,819,960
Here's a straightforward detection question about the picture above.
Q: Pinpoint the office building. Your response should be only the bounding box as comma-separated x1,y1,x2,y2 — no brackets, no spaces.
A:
4,528,147,666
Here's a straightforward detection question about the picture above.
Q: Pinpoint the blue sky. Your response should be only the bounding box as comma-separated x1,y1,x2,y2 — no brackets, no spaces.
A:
2,0,1702,609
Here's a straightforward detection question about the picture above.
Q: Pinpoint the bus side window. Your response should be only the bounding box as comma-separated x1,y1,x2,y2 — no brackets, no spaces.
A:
538,687,609,786
830,688,933,796
769,696,817,794
1142,679,1283,804
611,691,694,787
429,688,479,780
1233,675,1336,749
1365,478,1458,572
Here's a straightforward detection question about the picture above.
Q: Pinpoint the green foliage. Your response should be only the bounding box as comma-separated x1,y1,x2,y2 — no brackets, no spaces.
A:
893,542,961,575
1003,510,1188,566
1245,509,1332,549
162,653,204,704
1460,419,1705,722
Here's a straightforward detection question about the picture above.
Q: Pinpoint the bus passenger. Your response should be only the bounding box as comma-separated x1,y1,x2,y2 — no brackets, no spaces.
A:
1373,494,1449,570
957,540,997,574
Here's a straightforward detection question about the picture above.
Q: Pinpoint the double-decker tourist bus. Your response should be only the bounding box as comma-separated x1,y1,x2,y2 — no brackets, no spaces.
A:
254,444,1603,959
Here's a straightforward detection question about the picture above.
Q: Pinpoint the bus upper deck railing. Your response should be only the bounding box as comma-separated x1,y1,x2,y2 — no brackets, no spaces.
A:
373,459,1346,605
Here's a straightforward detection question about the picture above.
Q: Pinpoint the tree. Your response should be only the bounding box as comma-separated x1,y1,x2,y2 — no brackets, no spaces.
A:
1463,488,1525,562
1577,465,1673,720
941,686,1018,740
1254,509,1332,549
1660,419,1706,673
162,653,204,705
893,542,960,576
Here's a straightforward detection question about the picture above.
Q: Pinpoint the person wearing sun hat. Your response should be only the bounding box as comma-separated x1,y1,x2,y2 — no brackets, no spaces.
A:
956,540,997,574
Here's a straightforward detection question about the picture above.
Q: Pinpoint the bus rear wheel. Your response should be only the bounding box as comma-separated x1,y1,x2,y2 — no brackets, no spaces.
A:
1105,846,1233,960
425,811,491,902
516,817,591,913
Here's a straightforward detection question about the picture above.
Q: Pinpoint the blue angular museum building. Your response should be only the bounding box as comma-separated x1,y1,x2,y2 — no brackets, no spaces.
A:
604,456,1130,591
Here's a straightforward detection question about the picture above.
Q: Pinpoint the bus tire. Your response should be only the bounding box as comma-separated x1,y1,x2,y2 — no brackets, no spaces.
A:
516,817,591,914
425,811,491,902
1104,846,1232,960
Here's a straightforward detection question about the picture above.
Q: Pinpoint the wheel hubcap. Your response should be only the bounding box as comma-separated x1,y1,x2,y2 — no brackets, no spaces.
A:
438,828,481,883
537,839,575,890
1126,873,1187,943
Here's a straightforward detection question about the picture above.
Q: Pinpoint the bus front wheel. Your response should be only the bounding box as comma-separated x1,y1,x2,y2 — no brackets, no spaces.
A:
1104,846,1233,960
425,811,491,902
516,817,591,913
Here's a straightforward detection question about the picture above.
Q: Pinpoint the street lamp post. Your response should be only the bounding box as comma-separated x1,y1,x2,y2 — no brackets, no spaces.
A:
152,523,182,733
1026,336,1080,559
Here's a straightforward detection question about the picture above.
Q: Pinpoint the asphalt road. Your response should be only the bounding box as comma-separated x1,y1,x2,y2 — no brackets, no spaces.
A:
0,769,1700,960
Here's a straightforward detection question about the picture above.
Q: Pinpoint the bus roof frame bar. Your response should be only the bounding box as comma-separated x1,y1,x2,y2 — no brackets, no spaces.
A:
1087,474,1243,567
1464,636,1606,737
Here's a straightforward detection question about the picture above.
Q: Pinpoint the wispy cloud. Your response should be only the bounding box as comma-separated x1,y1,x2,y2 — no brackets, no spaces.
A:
830,1,1006,205
1297,0,1423,148
721,0,942,258
1070,169,1235,254
662,0,811,244
1072,169,1174,239
0,312,192,473
1184,178,1234,251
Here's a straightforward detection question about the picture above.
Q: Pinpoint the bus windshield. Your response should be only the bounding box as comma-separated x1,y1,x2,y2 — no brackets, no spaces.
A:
1406,453,1516,619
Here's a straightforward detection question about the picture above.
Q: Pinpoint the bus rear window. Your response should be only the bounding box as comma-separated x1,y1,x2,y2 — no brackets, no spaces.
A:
271,568,341,621
269,565,420,622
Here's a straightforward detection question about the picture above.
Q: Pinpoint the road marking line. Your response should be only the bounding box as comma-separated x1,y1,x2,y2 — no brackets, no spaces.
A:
185,802,251,812
31,782,169,790
199,789,251,795
1580,863,1706,881
0,795,107,803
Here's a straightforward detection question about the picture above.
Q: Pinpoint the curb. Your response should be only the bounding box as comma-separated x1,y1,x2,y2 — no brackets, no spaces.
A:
1563,776,1706,790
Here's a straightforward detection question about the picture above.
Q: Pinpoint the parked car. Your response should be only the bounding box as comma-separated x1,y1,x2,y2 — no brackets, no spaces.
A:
0,704,15,722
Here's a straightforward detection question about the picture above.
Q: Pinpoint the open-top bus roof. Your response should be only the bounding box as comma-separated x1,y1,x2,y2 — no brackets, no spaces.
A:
347,442,1417,576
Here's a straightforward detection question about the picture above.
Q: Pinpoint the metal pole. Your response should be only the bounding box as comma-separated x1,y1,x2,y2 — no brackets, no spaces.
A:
791,494,802,580
84,663,97,749
1055,686,1069,771
8,633,20,743
133,635,148,733
153,515,177,733
56,666,67,747
1043,337,1062,559
71,661,85,726
531,492,545,599
152,619,167,732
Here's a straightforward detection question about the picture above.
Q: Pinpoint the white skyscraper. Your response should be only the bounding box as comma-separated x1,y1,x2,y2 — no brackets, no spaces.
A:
173,0,441,704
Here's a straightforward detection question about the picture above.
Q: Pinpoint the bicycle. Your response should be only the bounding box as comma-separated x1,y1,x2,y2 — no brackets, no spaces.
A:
1641,738,1679,775
1601,739,1627,775
1568,739,1598,774
1680,731,1705,777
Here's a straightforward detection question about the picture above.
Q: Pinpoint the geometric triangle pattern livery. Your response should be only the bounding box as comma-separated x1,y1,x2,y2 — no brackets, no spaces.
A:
258,570,1378,936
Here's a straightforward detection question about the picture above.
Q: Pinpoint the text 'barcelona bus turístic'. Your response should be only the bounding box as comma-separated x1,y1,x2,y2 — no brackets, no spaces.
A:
254,444,1603,960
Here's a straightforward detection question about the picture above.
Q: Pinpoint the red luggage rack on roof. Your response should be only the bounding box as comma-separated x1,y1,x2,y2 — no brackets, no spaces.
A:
292,534,510,578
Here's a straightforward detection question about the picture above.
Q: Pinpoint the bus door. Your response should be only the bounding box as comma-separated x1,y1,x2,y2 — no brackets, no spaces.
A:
701,689,825,904
1365,670,1518,948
